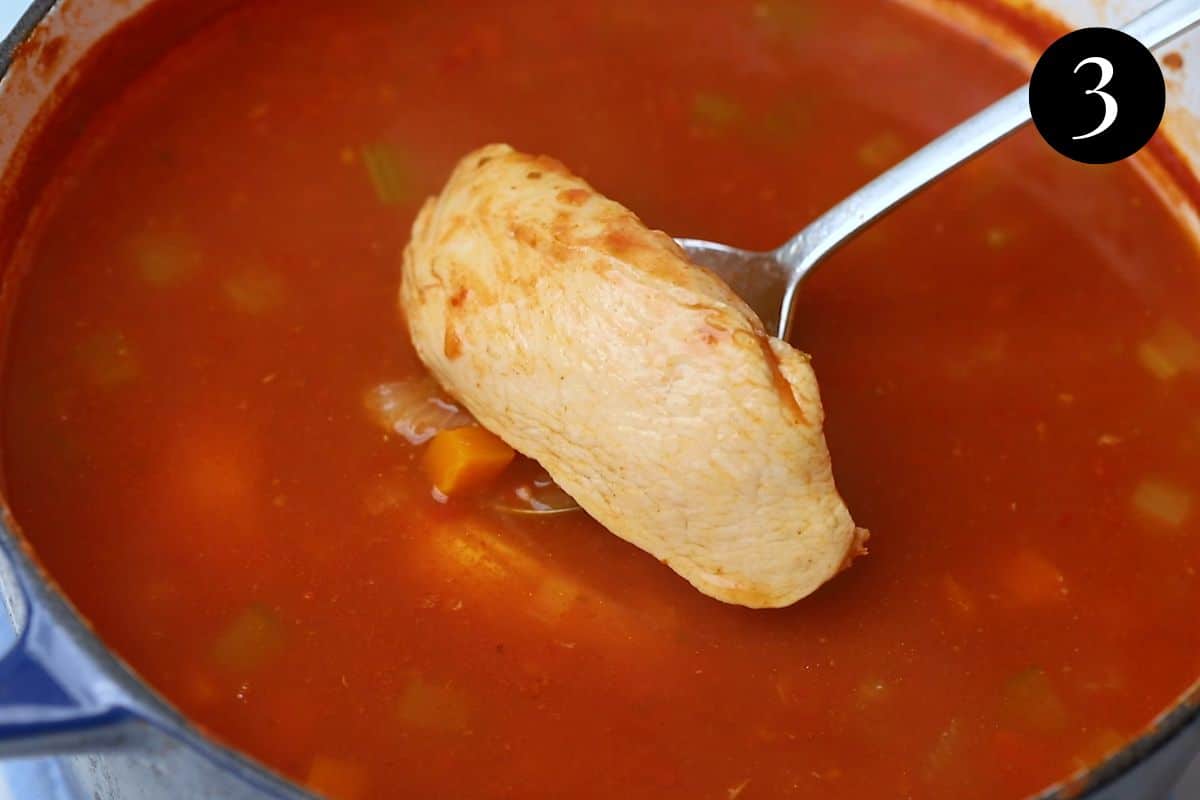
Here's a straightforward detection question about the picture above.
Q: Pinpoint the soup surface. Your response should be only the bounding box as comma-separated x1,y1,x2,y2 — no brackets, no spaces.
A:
4,1,1200,798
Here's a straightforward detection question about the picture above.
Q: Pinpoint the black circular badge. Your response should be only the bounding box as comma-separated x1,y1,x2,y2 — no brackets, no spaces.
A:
1029,27,1165,164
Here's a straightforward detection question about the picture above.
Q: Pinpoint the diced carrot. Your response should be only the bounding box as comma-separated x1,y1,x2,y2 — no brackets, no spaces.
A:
306,756,368,800
362,378,473,445
423,426,515,496
1001,549,1065,606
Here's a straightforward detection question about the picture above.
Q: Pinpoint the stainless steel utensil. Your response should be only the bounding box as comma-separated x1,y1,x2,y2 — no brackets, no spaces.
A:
678,0,1200,338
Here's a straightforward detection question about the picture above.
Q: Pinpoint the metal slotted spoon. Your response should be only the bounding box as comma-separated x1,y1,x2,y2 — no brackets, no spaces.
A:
677,0,1200,339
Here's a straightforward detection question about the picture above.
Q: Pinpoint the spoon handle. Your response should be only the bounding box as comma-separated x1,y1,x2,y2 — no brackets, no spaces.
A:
774,0,1200,339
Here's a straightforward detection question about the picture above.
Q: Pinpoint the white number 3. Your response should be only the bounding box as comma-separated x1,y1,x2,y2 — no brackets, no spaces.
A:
1072,56,1118,140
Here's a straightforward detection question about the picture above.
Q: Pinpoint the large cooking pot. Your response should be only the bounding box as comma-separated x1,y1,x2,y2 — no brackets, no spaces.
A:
0,0,1197,797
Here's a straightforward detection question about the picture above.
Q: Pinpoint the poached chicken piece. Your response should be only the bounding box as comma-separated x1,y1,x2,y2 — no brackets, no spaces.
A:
401,144,866,607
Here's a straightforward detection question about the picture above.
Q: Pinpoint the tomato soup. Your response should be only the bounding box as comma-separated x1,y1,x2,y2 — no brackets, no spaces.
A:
3,1,1200,798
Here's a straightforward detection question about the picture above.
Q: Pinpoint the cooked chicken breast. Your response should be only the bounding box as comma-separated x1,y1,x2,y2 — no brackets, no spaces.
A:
401,144,866,608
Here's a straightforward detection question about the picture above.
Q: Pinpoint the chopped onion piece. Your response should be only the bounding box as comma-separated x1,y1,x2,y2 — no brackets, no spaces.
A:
1132,478,1192,528
363,378,474,445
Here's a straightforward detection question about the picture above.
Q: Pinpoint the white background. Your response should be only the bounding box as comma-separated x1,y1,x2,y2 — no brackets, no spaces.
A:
0,1,25,42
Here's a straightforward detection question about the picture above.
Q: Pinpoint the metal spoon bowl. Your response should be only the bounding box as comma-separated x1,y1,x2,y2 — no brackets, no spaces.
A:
678,0,1200,339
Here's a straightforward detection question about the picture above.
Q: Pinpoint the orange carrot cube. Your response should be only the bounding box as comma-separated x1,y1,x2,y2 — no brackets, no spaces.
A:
423,426,515,496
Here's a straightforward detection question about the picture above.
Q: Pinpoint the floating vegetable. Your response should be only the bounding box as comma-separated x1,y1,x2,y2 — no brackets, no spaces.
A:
1137,320,1200,381
129,230,200,287
360,142,412,205
1001,548,1065,607
363,377,474,445
1001,667,1067,733
1132,477,1192,528
753,0,817,38
396,671,470,733
984,226,1014,249
165,417,262,520
76,330,139,388
223,268,286,315
212,605,284,673
423,426,515,497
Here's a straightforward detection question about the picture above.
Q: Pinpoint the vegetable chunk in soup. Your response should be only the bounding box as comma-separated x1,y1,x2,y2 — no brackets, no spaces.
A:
2,1,1199,799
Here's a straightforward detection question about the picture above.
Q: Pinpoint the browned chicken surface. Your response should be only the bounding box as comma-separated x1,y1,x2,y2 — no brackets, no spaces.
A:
401,144,866,607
